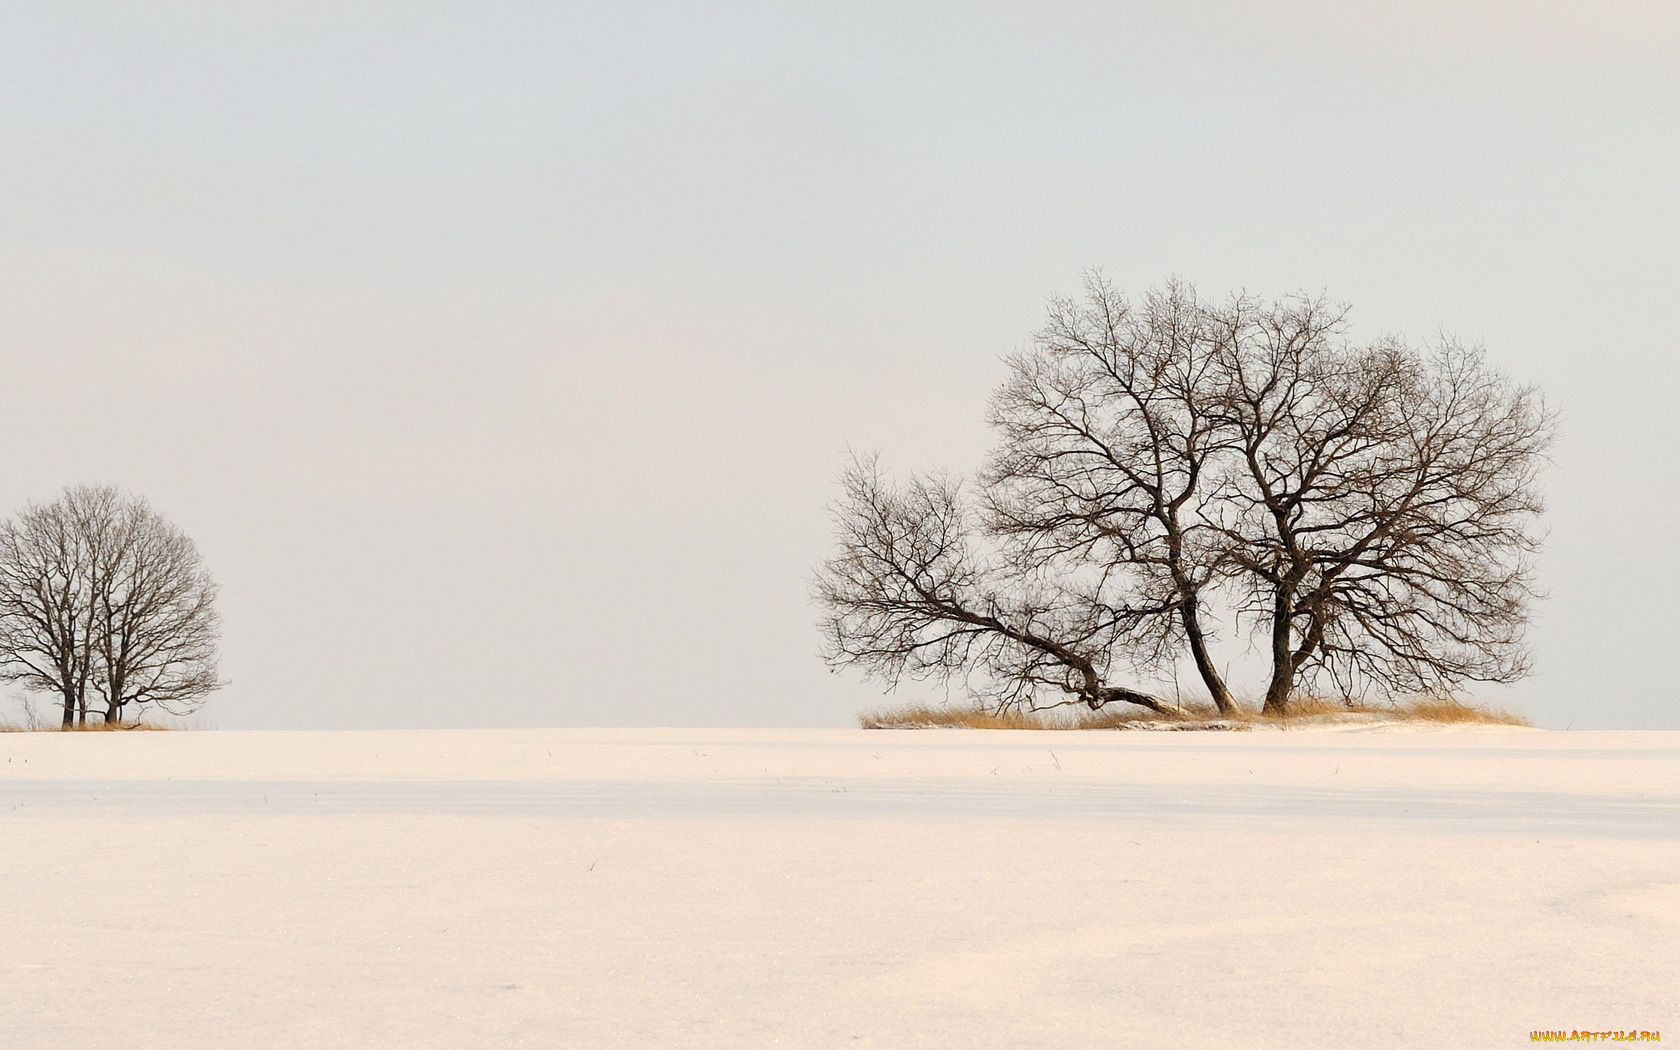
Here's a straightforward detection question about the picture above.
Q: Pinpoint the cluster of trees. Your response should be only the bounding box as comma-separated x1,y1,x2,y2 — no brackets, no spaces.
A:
0,486,223,728
816,277,1554,716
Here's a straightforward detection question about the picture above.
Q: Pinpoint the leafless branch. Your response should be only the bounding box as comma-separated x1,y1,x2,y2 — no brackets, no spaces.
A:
813,456,1184,715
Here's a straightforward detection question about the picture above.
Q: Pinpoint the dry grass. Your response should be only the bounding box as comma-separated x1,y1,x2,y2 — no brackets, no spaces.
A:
861,695,1530,730
1265,695,1530,726
59,721,175,731
0,720,175,733
858,704,1141,730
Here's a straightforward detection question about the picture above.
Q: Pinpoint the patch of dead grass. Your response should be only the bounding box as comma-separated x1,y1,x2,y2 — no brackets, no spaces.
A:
861,695,1530,730
0,721,175,732
59,721,175,732
1253,695,1530,726
860,703,1199,730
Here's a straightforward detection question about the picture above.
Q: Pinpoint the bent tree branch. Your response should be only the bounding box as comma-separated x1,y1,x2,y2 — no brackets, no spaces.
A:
815,458,1186,716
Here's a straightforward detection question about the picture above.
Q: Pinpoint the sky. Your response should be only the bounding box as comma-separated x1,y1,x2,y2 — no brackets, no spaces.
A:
0,1,1675,730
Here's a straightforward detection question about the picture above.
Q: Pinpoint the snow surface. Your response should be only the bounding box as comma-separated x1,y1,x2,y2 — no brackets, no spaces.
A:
2,726,1675,1048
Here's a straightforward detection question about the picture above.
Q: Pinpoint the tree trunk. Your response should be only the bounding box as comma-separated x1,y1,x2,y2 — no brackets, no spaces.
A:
1261,594,1295,715
1180,597,1236,714
1097,686,1192,719
104,674,124,724
59,688,75,729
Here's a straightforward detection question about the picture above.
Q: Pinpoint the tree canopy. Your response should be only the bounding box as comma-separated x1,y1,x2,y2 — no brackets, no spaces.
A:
816,277,1554,715
0,486,223,727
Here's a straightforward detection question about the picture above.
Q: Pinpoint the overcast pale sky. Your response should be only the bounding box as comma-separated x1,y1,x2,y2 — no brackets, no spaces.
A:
1,1,1675,729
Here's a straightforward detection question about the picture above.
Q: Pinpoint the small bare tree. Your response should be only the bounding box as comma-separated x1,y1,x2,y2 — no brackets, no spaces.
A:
0,487,223,727
0,489,103,727
817,276,1553,716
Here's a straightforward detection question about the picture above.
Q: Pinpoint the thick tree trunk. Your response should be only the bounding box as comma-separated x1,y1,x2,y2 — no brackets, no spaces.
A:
60,689,75,729
1095,686,1192,719
1261,595,1295,715
1180,597,1236,715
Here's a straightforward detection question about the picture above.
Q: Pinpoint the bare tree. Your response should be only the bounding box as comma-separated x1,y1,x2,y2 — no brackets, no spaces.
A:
0,491,101,727
814,457,1188,716
1209,303,1554,713
0,487,223,727
984,276,1239,713
817,276,1553,716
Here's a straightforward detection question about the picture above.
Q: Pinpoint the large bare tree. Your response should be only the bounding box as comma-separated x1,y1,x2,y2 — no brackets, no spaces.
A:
817,277,1553,716
1209,301,1553,713
984,276,1239,713
0,486,223,727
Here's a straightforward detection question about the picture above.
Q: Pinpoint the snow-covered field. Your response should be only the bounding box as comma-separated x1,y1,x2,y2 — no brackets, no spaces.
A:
2,726,1674,1048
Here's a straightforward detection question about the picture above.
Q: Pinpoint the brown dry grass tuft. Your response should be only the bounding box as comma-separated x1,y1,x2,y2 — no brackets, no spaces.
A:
861,695,1530,729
